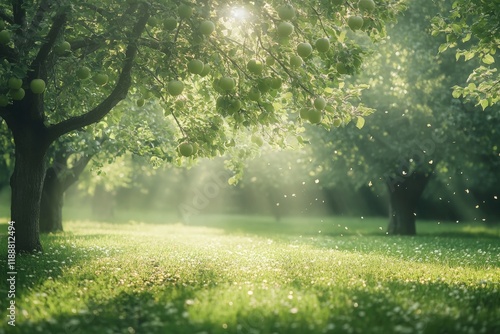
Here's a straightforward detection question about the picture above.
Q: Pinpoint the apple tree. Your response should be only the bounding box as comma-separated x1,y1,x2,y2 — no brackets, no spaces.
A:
0,0,403,253
431,0,500,109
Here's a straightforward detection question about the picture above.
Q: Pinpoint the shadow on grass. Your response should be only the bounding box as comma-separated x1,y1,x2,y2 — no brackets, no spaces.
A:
0,233,118,317
13,278,500,334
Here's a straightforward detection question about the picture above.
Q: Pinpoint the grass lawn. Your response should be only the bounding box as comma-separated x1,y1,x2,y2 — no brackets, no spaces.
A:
0,213,499,334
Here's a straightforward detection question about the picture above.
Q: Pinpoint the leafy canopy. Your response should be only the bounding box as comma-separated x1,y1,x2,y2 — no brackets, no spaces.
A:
0,0,404,166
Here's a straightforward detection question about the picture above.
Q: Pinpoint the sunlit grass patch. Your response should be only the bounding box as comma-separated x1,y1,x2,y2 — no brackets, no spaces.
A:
0,218,499,334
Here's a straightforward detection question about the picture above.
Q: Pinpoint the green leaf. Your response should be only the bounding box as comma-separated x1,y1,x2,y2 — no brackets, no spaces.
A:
467,83,476,91
452,89,462,99
338,30,346,43
482,54,495,65
451,24,462,34
479,99,489,110
464,51,475,61
355,116,365,129
438,44,448,53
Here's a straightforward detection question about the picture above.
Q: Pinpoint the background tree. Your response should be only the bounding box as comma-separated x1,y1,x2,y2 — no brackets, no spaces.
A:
0,0,404,252
432,0,500,109
40,97,178,232
307,0,500,235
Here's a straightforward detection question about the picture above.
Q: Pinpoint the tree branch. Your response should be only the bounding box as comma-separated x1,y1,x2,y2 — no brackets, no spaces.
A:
29,11,67,78
22,0,54,49
12,0,26,27
258,38,315,97
61,154,93,190
46,4,150,143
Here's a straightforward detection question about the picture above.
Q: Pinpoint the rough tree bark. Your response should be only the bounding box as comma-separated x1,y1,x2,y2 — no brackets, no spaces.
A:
386,171,432,235
8,121,50,253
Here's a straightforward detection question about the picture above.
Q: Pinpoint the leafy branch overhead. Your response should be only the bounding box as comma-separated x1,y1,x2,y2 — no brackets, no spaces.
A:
432,0,500,109
1,0,403,159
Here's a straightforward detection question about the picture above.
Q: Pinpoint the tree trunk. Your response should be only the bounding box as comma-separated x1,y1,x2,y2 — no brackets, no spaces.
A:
39,167,64,233
386,172,431,235
10,134,48,253
39,154,92,233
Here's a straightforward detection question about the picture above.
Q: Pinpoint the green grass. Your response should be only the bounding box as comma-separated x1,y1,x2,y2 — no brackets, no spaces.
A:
0,214,499,334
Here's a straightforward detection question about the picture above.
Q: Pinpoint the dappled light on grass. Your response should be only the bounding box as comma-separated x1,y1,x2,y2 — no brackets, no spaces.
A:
0,218,499,334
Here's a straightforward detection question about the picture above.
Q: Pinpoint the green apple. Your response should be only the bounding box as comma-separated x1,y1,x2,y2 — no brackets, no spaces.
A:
251,135,264,147
348,16,364,30
147,16,159,26
308,108,322,124
314,97,326,110
199,20,215,35
219,76,236,92
164,17,178,31
336,63,348,74
315,38,330,52
0,30,11,45
136,98,145,107
299,107,312,119
227,98,241,114
247,59,264,75
188,59,204,74
175,99,186,109
290,55,303,68
270,77,282,90
178,142,193,157
265,55,275,66
178,4,193,20
30,79,46,94
200,63,211,77
9,88,25,101
297,42,313,58
55,41,71,55
277,4,295,20
359,0,376,12
168,80,184,96
93,73,108,86
76,66,91,80
216,96,227,110
0,95,9,107
213,79,225,94
8,77,22,90
277,22,294,37
248,87,261,101
257,78,271,93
